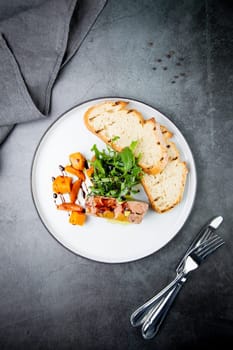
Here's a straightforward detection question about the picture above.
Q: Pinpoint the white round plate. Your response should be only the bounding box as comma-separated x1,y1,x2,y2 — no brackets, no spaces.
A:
31,97,197,263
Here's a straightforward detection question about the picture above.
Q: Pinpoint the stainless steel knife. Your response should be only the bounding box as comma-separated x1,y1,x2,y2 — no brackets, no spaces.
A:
141,232,225,339
130,215,223,327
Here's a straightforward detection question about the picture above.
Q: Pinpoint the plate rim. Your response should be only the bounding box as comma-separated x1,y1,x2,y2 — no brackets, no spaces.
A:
30,96,197,264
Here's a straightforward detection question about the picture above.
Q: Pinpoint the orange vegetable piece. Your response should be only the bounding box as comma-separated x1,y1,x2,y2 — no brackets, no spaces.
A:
70,179,82,203
86,166,94,178
56,203,84,212
65,165,85,181
53,176,72,194
69,211,86,226
69,152,86,170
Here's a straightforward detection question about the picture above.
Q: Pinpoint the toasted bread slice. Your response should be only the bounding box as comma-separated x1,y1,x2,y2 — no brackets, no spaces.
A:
84,100,168,174
142,138,188,213
142,158,188,213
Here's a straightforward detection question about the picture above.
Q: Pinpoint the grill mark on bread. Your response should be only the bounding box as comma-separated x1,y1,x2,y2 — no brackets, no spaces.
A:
89,113,102,121
161,204,174,212
89,116,97,121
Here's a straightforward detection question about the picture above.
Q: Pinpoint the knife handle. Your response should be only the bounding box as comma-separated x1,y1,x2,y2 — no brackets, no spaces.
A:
130,273,182,327
141,278,186,339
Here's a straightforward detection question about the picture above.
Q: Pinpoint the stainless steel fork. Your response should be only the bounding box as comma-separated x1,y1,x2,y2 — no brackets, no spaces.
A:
130,216,223,328
141,234,225,339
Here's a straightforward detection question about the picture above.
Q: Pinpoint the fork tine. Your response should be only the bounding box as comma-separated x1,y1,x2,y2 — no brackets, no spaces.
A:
197,216,223,246
195,235,225,259
198,226,213,244
198,235,223,253
199,239,225,259
189,234,218,255
196,234,219,252
201,235,224,251
191,235,222,257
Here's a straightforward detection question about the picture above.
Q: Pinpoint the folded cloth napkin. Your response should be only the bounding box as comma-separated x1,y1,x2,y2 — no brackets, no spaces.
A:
0,0,107,145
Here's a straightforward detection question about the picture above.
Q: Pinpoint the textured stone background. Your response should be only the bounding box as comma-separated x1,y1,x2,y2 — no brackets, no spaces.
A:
0,0,232,349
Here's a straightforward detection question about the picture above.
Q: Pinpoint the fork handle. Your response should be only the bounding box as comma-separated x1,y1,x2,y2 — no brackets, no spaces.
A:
141,277,186,339
130,273,184,327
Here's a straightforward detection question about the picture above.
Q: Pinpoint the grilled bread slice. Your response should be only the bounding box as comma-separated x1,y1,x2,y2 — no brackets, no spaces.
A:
84,100,168,175
84,100,188,213
141,141,188,213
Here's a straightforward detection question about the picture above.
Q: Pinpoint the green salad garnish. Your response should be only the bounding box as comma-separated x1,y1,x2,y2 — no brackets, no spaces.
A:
90,140,143,200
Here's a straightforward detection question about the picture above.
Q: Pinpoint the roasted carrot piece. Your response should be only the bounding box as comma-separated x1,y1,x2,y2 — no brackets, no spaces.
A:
70,179,82,203
65,165,85,181
56,203,84,212
52,176,72,194
69,152,86,170
69,211,86,226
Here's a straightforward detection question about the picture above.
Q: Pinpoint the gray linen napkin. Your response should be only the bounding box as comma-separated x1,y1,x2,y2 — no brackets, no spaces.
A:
0,0,107,145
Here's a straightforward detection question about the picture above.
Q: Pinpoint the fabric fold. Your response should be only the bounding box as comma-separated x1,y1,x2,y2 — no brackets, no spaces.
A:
0,33,45,127
0,0,107,146
61,0,107,67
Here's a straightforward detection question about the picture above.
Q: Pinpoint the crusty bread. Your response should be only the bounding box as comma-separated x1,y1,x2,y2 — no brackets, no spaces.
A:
84,100,188,214
141,139,188,213
84,100,168,175
160,125,173,139
166,141,180,160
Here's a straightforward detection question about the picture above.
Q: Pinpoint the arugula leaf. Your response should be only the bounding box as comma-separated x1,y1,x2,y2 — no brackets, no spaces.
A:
129,140,138,152
89,141,143,200
120,147,134,172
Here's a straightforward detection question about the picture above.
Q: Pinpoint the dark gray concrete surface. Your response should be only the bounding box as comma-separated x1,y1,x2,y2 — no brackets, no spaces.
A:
0,0,232,349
